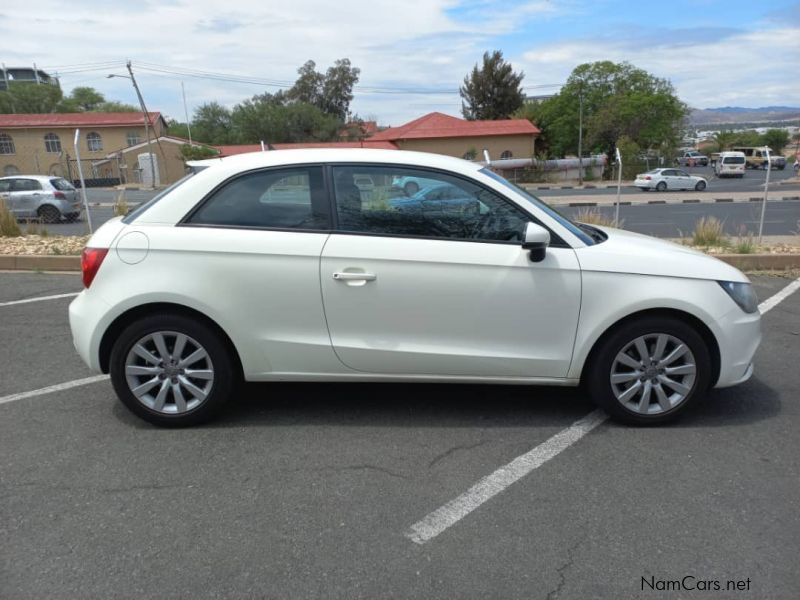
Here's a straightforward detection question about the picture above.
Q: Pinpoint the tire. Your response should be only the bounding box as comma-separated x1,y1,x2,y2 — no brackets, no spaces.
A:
695,180,706,191
404,181,419,196
109,313,236,427
585,316,711,425
655,181,667,192
37,204,61,224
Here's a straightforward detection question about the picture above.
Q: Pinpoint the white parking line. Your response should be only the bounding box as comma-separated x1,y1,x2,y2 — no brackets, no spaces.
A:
0,292,80,307
0,375,109,405
406,276,800,544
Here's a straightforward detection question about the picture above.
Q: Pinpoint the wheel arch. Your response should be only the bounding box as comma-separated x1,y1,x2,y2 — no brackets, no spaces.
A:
98,302,244,379
579,307,721,388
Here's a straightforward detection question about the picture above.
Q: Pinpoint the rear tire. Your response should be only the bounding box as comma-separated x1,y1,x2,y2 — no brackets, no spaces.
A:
37,204,61,224
655,181,667,192
109,313,236,427
585,316,711,425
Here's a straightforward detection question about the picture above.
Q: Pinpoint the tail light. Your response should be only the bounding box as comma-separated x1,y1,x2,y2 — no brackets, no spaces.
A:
54,191,66,199
81,247,108,288
644,176,651,180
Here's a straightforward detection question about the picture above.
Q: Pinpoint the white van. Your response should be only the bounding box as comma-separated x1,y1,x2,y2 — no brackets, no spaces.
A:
715,151,746,178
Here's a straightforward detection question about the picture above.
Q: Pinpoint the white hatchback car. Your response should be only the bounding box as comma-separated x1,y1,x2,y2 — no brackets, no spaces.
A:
69,149,760,427
635,168,708,192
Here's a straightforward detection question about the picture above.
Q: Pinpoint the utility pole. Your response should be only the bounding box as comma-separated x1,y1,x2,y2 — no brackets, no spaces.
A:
181,81,193,146
577,82,584,186
125,61,157,188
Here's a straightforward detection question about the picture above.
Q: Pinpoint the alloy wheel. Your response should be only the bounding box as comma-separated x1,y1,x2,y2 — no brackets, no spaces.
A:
124,331,215,414
610,333,697,415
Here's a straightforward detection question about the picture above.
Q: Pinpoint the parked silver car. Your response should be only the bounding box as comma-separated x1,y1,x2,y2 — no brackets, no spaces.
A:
0,175,82,223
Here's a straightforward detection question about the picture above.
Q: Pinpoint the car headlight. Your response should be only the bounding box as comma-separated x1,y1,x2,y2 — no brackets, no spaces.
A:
718,281,758,313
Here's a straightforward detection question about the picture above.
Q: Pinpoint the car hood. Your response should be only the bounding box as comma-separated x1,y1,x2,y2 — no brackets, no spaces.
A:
574,226,748,283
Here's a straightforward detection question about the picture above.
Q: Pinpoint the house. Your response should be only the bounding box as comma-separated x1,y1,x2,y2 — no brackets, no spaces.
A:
367,112,539,160
0,112,167,182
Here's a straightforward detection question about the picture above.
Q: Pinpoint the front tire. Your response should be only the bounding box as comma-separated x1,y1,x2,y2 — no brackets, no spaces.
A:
585,316,711,425
695,180,706,191
110,313,236,426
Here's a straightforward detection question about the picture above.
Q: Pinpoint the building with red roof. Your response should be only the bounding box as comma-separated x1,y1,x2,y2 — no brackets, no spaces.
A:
369,112,539,160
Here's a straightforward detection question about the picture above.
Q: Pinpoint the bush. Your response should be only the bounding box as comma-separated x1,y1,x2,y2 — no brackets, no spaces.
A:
112,191,129,217
734,234,756,254
692,216,726,247
574,207,623,228
0,199,21,237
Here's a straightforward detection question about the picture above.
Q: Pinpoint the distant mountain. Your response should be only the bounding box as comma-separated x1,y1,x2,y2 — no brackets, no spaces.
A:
690,106,800,125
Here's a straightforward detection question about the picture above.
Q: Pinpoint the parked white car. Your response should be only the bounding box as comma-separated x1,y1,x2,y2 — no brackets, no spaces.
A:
635,168,708,192
69,149,760,427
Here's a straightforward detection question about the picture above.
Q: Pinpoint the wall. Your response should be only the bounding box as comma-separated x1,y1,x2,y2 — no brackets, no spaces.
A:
395,134,536,161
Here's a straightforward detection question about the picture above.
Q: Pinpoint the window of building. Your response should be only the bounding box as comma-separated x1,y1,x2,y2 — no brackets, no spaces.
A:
2,165,19,177
0,133,15,155
87,132,103,152
44,133,62,154
186,166,330,230
127,131,142,146
332,165,530,243
500,150,513,159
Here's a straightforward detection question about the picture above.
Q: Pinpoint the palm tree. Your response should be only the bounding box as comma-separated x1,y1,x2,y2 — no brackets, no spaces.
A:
712,130,737,152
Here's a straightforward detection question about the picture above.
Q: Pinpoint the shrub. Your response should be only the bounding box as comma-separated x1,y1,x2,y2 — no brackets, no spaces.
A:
734,234,756,254
574,207,623,228
112,190,129,217
692,216,727,247
0,199,21,237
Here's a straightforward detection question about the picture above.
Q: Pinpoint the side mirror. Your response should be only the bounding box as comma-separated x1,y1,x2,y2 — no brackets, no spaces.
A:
522,222,550,262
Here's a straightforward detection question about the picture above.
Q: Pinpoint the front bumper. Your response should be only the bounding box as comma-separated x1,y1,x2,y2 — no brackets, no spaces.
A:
713,305,761,388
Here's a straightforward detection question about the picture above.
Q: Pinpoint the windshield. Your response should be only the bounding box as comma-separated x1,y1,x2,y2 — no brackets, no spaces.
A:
123,173,196,223
479,168,596,245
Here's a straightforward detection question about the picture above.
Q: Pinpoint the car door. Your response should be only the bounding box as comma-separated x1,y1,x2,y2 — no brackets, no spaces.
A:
320,164,582,379
177,165,338,376
676,170,693,190
11,178,43,217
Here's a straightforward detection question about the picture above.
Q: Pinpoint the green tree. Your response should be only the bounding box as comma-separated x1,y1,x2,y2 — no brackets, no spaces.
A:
762,129,790,153
288,60,325,107
515,61,687,164
57,86,106,112
287,58,360,121
460,50,524,120
730,129,762,147
180,144,219,160
94,100,139,112
712,130,737,152
191,102,234,144
167,119,191,139
231,94,339,144
0,82,63,113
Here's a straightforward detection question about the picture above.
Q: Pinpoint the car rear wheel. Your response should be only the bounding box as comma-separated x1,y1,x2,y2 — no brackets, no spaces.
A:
110,313,236,426
655,181,667,192
695,180,706,191
37,204,61,224
586,316,711,425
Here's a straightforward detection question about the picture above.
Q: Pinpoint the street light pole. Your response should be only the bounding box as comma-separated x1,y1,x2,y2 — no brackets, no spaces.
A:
577,84,584,186
758,147,771,244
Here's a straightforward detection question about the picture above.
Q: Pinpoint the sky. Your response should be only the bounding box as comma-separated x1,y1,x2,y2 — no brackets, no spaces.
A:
1,0,798,126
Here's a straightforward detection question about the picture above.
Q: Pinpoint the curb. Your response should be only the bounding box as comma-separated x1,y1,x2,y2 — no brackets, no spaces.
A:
713,254,800,271
0,255,81,271
552,196,800,207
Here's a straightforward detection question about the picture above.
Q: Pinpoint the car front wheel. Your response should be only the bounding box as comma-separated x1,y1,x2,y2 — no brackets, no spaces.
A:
586,316,711,425
110,313,236,426
695,180,706,191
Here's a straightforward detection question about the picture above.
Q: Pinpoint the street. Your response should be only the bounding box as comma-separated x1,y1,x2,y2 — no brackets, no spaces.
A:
1,272,799,599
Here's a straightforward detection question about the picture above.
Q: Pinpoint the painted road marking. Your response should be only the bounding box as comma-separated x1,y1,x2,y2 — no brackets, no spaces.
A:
0,375,109,406
0,292,80,307
406,276,800,544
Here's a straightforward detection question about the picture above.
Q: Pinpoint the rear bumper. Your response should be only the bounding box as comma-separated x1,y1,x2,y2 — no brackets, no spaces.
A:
69,291,110,373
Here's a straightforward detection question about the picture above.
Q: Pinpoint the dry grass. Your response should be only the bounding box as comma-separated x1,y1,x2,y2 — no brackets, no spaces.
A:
0,199,21,237
574,207,624,228
112,190,129,217
692,216,727,247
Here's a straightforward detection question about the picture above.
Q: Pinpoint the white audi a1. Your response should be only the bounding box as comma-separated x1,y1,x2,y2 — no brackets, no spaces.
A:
69,149,761,427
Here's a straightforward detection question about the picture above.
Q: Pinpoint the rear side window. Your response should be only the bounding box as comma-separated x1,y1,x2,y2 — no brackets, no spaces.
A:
187,166,330,230
0,180,11,192
50,178,75,191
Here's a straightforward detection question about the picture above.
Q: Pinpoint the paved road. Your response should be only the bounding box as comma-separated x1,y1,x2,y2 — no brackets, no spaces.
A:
1,272,799,599
525,166,799,196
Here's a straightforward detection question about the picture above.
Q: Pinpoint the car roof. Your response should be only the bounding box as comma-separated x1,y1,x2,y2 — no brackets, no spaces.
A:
0,174,56,181
190,148,485,176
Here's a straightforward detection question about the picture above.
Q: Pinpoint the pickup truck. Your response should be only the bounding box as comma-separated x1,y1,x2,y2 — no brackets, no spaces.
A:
675,151,709,167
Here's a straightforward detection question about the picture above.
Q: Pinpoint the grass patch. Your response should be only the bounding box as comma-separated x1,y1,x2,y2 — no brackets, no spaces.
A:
692,216,727,247
574,207,623,228
0,199,21,237
733,233,756,254
112,190,129,217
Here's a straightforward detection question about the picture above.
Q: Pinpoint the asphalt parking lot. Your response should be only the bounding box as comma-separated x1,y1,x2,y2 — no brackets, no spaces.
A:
1,272,799,599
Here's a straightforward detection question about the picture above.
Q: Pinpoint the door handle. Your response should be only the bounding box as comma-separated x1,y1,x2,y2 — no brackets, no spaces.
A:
333,272,377,281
